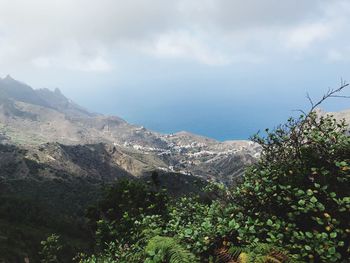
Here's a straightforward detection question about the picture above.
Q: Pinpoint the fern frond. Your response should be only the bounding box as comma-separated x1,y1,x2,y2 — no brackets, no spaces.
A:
145,236,198,263
267,250,289,262
215,242,290,263
215,246,250,263
227,246,244,259
215,247,238,263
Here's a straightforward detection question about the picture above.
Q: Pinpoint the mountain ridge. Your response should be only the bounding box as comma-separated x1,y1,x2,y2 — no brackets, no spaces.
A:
0,75,260,183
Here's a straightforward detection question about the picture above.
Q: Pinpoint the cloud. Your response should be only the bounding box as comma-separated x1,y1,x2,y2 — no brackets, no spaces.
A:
143,31,231,65
285,23,332,50
327,47,350,62
31,41,112,72
178,0,324,30
0,0,178,71
0,0,349,70
32,54,112,72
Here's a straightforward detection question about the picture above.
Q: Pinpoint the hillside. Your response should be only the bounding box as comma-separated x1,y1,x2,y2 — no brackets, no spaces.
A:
0,75,260,183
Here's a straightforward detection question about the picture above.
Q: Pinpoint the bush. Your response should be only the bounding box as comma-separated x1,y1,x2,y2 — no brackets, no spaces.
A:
39,234,62,263
85,179,169,250
232,112,350,262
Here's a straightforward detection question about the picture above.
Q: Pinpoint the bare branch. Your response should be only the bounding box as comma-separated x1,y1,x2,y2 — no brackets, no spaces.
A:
307,82,349,114
306,93,314,108
291,80,350,158
330,95,350,98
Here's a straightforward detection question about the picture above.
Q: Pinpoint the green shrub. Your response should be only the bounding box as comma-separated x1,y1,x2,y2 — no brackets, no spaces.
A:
161,197,233,256
39,234,62,263
86,179,169,250
232,112,350,262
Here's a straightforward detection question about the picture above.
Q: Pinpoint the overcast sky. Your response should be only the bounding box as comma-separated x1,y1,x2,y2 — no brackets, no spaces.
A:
0,0,350,139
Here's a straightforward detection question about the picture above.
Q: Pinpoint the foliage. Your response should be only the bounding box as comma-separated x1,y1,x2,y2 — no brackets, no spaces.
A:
232,112,350,262
215,242,291,263
86,178,169,250
39,234,63,263
0,179,95,262
159,197,234,256
144,236,198,263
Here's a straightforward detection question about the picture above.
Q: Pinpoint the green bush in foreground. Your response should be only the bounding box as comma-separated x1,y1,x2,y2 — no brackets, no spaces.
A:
39,234,62,263
85,179,169,250
232,112,350,262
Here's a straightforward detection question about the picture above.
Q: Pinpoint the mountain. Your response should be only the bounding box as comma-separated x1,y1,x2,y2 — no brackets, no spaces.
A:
0,75,260,184
0,75,50,107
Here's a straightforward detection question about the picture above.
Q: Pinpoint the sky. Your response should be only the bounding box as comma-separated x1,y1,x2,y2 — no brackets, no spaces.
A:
0,0,350,140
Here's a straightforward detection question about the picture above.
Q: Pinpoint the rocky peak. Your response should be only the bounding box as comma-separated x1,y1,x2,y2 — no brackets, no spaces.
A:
54,87,62,95
0,75,50,107
3,74,14,81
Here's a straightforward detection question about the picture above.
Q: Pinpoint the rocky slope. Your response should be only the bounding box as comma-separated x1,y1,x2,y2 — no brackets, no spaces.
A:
328,108,350,124
0,75,260,183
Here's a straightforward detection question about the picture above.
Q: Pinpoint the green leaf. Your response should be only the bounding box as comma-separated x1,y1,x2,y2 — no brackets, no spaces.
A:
328,247,336,254
310,196,318,203
228,219,236,228
297,190,304,196
298,200,305,206
184,229,193,235
305,232,313,238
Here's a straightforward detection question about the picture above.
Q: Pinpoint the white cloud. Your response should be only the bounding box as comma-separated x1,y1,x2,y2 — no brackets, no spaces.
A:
327,47,350,62
147,31,230,65
31,41,112,72
285,23,331,50
0,0,350,70
32,55,112,72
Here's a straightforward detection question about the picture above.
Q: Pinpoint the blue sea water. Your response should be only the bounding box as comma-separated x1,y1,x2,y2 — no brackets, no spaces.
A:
73,77,350,141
